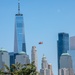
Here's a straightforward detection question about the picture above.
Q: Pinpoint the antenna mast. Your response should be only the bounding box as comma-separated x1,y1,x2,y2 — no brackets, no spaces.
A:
18,0,20,14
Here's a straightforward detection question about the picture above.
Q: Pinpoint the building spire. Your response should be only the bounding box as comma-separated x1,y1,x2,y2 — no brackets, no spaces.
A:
18,0,20,14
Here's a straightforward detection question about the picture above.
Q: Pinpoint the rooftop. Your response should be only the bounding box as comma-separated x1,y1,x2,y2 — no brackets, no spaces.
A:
61,53,70,56
19,51,26,55
0,48,7,52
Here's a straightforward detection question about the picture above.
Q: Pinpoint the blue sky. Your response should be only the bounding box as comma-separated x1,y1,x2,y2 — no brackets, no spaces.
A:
0,0,75,75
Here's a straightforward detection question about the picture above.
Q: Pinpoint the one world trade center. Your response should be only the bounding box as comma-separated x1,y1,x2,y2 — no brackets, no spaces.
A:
14,0,26,53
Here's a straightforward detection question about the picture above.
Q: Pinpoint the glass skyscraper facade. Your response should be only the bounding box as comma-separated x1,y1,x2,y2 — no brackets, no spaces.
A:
57,33,69,74
14,0,26,53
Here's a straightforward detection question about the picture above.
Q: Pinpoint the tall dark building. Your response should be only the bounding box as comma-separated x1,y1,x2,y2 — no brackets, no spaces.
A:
57,33,69,73
14,0,26,53
9,52,19,66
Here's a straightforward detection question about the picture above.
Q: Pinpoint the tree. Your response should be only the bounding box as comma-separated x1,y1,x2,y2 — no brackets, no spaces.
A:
4,62,37,75
0,69,4,75
21,62,37,75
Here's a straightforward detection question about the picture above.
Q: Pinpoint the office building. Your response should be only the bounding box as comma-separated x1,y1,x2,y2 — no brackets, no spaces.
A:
14,0,26,53
59,68,69,75
41,55,48,69
31,46,38,71
59,68,74,75
59,53,74,75
57,33,69,71
0,48,10,72
9,52,19,66
15,52,30,65
68,50,75,74
40,55,53,75
60,53,72,69
70,36,75,50
69,36,75,74
68,36,75,74
40,55,48,75
9,52,30,66
48,64,53,75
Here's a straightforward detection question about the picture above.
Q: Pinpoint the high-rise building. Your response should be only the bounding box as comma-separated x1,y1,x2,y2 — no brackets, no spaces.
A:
68,36,75,74
15,52,30,65
68,50,75,75
70,36,75,50
40,55,48,75
41,55,48,69
9,52,20,66
0,48,10,72
59,68,69,75
48,64,53,75
9,52,30,66
40,55,53,75
31,46,38,71
59,53,74,75
60,53,72,69
14,0,26,53
57,33,69,71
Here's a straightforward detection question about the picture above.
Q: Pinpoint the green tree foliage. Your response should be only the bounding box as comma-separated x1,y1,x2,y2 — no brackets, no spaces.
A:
2,62,37,75
0,69,4,75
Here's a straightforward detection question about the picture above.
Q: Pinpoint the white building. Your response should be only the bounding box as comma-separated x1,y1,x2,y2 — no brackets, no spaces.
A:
0,48,10,72
40,55,53,75
31,46,38,71
40,69,50,75
15,52,30,64
48,64,53,75
41,55,48,69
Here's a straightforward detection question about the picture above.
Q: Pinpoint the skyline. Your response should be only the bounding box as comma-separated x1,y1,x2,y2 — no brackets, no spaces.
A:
0,0,75,75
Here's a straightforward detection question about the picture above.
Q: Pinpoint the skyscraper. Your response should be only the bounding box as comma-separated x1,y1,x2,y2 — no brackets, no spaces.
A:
70,36,75,50
59,53,74,75
15,52,30,65
57,33,69,71
60,53,72,69
31,46,38,71
9,52,30,67
40,55,48,75
40,55,53,75
59,68,69,75
41,55,48,69
68,50,75,75
14,0,26,53
48,64,54,75
0,48,10,72
68,36,75,74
